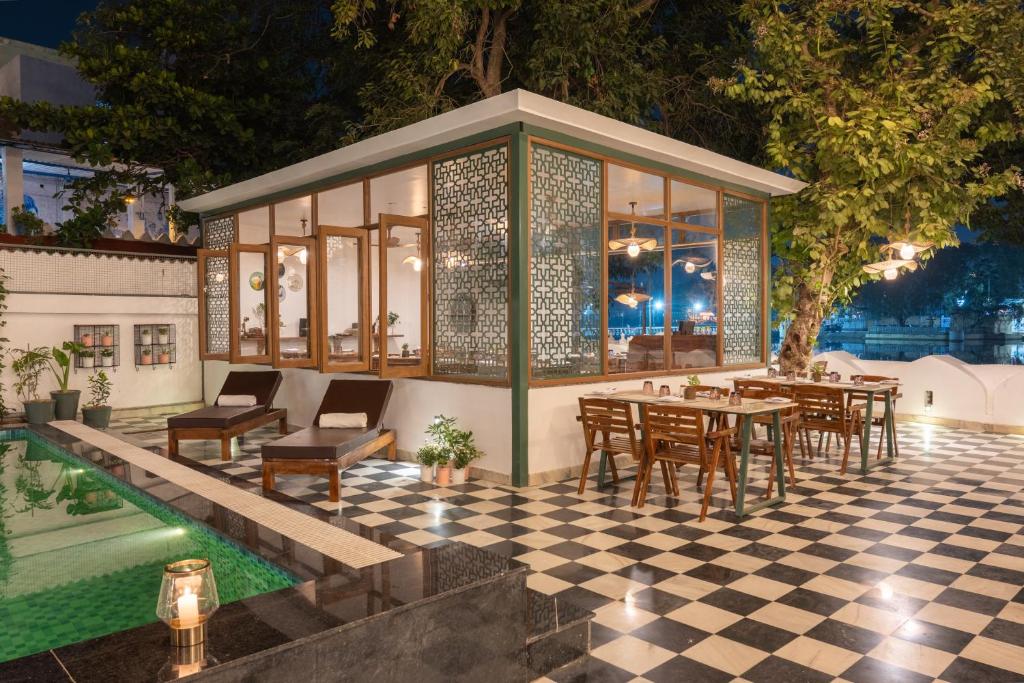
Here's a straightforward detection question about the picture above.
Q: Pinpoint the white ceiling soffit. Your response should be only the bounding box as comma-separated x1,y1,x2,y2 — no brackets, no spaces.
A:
179,89,806,214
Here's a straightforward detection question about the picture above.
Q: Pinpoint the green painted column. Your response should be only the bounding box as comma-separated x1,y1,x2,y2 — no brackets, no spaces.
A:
510,128,530,486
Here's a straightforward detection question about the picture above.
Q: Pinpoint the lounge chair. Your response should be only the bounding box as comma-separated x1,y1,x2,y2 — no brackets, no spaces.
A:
260,379,396,502
167,371,287,461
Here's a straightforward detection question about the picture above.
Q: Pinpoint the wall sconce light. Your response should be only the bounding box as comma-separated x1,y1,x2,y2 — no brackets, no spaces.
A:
156,559,219,647
924,390,933,412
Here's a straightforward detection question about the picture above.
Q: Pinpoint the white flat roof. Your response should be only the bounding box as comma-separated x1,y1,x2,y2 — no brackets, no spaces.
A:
180,89,805,214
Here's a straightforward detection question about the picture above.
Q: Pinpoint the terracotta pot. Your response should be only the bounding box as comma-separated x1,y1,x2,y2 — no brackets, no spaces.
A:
683,386,697,400
101,334,113,347
141,353,152,365
158,353,170,364
435,465,452,486
81,333,94,347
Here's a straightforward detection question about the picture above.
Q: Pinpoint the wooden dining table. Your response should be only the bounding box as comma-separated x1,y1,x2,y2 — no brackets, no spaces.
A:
728,375,899,475
586,390,797,518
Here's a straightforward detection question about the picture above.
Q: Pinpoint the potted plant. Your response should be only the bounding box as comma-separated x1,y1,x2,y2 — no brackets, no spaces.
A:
81,370,113,428
80,332,94,347
401,343,410,358
416,444,440,483
79,349,95,369
684,375,701,399
811,361,827,383
49,341,86,420
422,415,481,486
140,327,153,346
157,346,170,364
387,310,400,331
100,330,114,347
12,346,54,424
157,326,170,345
100,347,114,367
140,347,153,365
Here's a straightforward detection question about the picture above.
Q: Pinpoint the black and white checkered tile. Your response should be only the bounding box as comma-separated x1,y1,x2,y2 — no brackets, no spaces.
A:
125,422,1024,682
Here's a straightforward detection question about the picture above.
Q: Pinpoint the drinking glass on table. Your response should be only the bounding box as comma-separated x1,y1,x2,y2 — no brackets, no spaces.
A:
642,380,654,395
659,385,671,397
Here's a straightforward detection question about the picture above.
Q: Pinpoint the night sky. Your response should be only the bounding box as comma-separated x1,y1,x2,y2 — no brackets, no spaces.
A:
0,0,99,49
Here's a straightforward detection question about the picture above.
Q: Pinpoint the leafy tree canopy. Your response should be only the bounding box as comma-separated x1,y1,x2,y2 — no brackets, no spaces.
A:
728,0,1024,370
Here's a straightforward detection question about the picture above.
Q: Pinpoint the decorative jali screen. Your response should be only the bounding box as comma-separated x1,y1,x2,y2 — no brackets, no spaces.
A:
431,144,510,380
722,195,763,365
529,145,602,379
203,255,230,355
204,215,234,249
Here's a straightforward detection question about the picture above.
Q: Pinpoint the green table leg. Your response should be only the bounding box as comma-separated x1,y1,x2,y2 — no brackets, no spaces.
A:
860,389,896,474
735,410,787,518
772,410,786,499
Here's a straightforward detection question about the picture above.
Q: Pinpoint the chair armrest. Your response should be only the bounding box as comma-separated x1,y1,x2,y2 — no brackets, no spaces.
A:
706,427,736,439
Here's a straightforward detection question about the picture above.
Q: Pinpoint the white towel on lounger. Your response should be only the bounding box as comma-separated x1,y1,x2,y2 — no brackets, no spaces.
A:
217,394,258,407
319,412,368,428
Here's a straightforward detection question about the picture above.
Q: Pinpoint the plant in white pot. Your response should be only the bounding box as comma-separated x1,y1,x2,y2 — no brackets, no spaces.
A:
140,327,152,346
100,347,114,367
79,349,95,369
424,415,482,486
416,444,440,483
12,346,54,424
81,370,113,428
157,326,170,345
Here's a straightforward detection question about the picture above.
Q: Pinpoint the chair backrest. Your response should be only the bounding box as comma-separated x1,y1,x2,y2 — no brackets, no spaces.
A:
793,384,845,424
314,379,394,429
737,386,798,419
861,374,897,383
578,397,639,456
847,375,899,407
733,378,792,396
218,371,283,411
640,403,706,452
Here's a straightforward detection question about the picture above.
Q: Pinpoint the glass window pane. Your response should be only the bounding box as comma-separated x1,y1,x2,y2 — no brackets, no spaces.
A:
369,165,429,218
722,196,763,365
276,243,312,359
274,196,313,237
529,145,602,379
670,230,717,369
380,219,427,373
237,251,269,357
608,222,666,374
608,164,664,219
238,207,270,244
671,181,718,229
318,183,363,227
324,234,364,364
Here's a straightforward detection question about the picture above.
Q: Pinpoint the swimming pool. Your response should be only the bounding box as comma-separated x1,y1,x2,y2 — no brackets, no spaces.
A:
0,430,297,663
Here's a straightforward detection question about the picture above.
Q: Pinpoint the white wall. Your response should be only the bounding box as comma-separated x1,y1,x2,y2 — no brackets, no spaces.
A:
812,351,1024,430
203,362,513,475
4,293,202,409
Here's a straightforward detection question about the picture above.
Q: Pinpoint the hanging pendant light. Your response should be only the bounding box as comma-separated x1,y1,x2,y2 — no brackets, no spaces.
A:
608,202,657,258
863,258,919,280
672,256,711,273
882,240,934,261
402,234,423,271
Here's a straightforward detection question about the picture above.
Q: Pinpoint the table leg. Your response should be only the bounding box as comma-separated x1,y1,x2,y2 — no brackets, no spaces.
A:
735,410,787,518
885,391,895,459
860,391,874,474
860,389,896,473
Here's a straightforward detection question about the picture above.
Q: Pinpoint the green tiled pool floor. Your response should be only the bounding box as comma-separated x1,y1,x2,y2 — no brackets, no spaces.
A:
0,431,296,663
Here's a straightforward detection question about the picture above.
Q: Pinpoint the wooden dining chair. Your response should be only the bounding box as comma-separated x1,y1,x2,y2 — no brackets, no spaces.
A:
636,403,737,521
846,375,901,458
577,397,643,494
792,384,863,474
735,386,802,497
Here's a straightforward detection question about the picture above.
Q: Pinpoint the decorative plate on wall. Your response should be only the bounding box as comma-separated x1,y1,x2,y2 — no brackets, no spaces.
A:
286,273,303,292
249,271,265,291
278,285,286,301
278,263,285,278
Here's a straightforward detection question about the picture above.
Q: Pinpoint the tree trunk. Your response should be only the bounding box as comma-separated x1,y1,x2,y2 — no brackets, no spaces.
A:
777,282,823,373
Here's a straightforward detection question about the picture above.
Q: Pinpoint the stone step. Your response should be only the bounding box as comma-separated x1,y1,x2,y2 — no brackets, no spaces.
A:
525,588,592,678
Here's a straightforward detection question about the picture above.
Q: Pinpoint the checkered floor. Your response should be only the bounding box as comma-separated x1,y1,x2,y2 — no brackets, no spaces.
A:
107,408,184,434
126,422,1024,682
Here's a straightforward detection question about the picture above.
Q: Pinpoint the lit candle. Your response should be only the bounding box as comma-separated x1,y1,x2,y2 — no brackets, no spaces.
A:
177,586,199,627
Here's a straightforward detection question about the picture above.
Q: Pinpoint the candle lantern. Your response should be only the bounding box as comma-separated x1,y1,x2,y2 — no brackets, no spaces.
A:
156,559,219,646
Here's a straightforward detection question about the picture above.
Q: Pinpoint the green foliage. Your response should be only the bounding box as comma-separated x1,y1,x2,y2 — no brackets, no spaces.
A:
49,341,86,392
418,414,483,469
9,206,46,240
11,346,51,403
87,371,113,407
330,0,664,138
0,269,8,417
0,0,353,233
687,375,701,386
387,310,400,327
728,1,1024,340
56,204,111,249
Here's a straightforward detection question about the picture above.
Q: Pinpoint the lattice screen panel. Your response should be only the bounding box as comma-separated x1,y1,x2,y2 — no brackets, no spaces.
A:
204,215,235,249
722,195,763,365
431,145,509,380
203,255,231,356
529,145,602,379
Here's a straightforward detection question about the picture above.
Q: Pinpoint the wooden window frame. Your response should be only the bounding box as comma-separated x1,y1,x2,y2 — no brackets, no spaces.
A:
229,243,272,365
317,226,371,373
377,214,431,378
197,248,230,361
269,235,319,369
526,136,769,387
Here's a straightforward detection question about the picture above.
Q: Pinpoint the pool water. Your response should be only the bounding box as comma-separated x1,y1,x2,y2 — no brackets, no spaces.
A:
0,430,297,663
